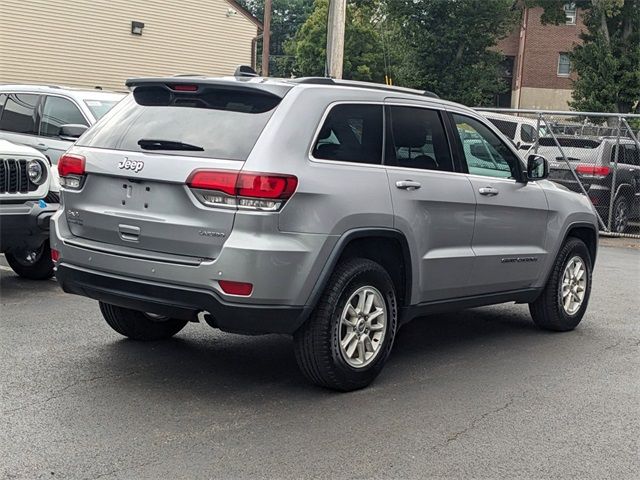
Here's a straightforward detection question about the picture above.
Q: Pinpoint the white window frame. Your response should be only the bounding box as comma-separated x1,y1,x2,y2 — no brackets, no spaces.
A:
557,53,571,77
564,3,577,25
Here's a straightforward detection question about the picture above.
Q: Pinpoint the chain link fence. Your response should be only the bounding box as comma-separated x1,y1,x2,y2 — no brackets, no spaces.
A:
477,108,640,238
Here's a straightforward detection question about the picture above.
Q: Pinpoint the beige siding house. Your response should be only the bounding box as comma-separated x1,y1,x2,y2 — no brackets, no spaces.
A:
0,0,260,91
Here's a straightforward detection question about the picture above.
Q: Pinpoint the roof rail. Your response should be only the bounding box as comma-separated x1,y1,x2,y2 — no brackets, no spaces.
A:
290,77,439,99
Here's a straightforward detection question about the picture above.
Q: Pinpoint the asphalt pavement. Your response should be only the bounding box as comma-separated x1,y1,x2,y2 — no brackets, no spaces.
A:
1,243,639,479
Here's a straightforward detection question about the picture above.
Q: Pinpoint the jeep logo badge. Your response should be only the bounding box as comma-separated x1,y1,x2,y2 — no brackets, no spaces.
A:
118,158,144,173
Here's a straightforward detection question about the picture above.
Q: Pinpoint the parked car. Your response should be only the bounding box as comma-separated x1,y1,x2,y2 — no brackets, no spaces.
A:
0,85,125,164
479,111,547,152
52,75,598,391
0,140,60,279
536,136,640,232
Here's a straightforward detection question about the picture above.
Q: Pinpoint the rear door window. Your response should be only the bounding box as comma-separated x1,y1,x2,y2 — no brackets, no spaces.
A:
78,85,283,160
0,93,40,134
312,104,383,165
386,106,454,172
39,96,88,137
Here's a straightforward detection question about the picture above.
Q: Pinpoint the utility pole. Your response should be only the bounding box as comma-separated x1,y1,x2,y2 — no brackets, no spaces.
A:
261,0,272,76
325,0,346,79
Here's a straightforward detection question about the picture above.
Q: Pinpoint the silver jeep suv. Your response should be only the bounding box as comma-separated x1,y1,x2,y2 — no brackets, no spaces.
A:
52,76,598,390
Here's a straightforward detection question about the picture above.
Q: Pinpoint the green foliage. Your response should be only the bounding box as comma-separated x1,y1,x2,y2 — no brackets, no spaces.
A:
285,0,386,82
236,0,314,77
385,0,517,106
530,0,640,114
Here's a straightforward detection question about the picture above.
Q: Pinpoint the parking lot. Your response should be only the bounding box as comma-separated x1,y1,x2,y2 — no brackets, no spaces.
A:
1,240,639,479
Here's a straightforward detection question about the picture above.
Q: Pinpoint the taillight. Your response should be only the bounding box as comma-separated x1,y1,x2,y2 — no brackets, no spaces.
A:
58,154,86,189
218,280,253,296
187,170,298,211
50,248,60,262
575,165,610,177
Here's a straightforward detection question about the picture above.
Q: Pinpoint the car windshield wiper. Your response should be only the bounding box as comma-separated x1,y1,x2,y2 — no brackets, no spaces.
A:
138,139,204,151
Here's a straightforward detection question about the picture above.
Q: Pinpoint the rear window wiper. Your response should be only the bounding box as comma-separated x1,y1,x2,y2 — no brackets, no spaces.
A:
138,139,204,151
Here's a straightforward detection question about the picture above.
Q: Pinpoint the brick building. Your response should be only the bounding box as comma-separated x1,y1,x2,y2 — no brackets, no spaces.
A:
496,3,585,110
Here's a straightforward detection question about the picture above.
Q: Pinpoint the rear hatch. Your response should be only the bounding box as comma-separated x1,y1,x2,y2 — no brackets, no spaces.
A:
538,137,604,193
62,79,289,260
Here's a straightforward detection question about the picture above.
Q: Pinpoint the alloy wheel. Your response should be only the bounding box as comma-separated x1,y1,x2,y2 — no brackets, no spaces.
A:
560,256,587,315
338,286,387,368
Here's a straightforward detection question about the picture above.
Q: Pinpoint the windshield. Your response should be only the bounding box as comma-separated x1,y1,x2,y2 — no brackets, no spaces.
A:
83,99,121,119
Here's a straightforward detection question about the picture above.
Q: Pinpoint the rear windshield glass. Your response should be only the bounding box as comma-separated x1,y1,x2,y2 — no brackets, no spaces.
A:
78,85,282,160
538,137,601,149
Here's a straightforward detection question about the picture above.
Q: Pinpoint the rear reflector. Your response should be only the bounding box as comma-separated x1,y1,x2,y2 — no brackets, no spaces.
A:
218,280,253,296
51,248,60,262
58,154,86,177
575,165,610,177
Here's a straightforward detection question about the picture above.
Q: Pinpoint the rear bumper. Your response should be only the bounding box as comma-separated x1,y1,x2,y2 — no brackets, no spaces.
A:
0,200,59,251
55,263,308,334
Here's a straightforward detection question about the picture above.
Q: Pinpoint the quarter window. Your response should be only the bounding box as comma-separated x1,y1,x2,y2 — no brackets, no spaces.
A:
39,96,88,137
520,124,536,143
312,104,383,164
0,93,40,134
387,106,454,172
623,145,640,166
487,118,517,140
452,113,521,179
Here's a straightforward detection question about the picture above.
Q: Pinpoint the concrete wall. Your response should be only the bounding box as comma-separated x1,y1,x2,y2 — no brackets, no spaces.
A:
0,0,259,92
513,87,573,110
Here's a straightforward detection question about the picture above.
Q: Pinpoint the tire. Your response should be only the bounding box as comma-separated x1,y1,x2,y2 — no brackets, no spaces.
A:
5,241,54,280
529,237,592,332
294,258,398,391
611,195,629,233
99,302,188,341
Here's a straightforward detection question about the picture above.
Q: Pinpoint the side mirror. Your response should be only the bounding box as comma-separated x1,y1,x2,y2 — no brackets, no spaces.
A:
59,124,88,141
527,154,549,181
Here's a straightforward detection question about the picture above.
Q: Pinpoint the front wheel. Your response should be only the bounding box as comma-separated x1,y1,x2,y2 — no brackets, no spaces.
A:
529,237,592,331
99,302,188,341
294,258,398,391
5,241,54,280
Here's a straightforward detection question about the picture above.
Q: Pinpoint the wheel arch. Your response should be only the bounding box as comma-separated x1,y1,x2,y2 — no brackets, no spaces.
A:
563,222,598,264
304,228,413,314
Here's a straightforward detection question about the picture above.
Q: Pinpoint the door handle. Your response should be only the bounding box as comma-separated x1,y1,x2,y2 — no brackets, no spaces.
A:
395,180,421,190
478,186,499,196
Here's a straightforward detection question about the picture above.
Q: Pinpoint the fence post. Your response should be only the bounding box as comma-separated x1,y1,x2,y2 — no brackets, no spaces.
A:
607,116,622,232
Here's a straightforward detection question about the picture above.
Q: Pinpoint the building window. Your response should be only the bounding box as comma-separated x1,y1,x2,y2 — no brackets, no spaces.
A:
558,53,571,76
564,3,577,24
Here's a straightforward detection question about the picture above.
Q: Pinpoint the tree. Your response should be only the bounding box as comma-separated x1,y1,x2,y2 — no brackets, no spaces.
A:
385,0,517,106
531,0,640,114
285,0,386,82
236,0,314,77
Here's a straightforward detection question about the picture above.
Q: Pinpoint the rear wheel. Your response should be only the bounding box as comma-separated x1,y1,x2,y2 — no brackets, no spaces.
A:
294,258,398,391
99,302,188,340
529,237,592,332
612,196,629,233
5,241,54,280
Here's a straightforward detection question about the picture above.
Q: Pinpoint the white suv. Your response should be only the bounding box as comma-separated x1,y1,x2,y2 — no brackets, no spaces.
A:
0,140,60,279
